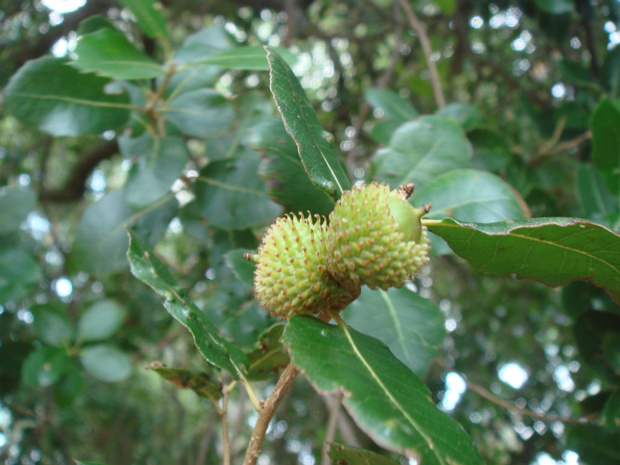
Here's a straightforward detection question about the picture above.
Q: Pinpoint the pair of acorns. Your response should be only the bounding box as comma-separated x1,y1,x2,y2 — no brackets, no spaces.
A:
245,182,431,319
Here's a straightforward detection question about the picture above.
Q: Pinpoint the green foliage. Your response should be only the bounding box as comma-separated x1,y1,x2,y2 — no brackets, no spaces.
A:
2,1,620,464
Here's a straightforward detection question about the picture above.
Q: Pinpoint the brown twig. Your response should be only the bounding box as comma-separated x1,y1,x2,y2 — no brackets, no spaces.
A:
437,360,597,424
242,362,300,465
347,0,404,174
397,0,446,108
529,129,592,168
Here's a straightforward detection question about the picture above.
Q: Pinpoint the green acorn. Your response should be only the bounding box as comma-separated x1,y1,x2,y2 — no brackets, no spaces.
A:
326,182,430,291
249,213,360,319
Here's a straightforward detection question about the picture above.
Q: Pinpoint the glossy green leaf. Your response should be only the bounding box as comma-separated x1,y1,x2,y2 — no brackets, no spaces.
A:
77,299,125,342
192,154,281,229
31,304,74,346
603,389,620,431
127,231,248,378
0,248,42,305
172,26,234,65
188,46,296,70
245,324,289,381
414,170,528,254
364,88,418,122
4,56,130,136
435,102,483,131
224,249,255,287
73,28,164,80
372,116,472,189
118,0,168,39
415,170,528,222
577,164,618,226
283,316,483,464
80,344,132,383
249,118,335,216
164,89,236,139
427,217,620,304
266,47,352,200
342,288,444,377
591,98,620,193
119,134,188,208
22,346,70,387
0,188,36,234
327,444,400,465
148,362,222,403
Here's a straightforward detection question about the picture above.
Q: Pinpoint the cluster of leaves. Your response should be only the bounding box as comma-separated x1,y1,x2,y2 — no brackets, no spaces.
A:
1,0,620,464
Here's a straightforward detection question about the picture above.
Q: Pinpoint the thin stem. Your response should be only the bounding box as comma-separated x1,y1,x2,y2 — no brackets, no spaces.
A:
242,362,300,465
221,387,231,465
397,0,446,108
321,393,343,465
438,361,597,424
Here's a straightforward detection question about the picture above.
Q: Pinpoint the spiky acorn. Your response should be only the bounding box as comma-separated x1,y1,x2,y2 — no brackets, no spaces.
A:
326,182,430,291
249,213,360,319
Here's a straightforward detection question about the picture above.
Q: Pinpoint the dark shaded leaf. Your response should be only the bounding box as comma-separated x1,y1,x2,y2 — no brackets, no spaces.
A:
591,98,620,193
249,117,335,216
574,311,620,383
22,346,70,387
566,424,620,465
266,47,351,200
245,324,289,381
31,303,74,346
192,154,281,229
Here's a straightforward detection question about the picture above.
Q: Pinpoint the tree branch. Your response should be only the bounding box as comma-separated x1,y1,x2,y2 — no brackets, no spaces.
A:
397,0,446,108
39,139,119,203
242,362,300,465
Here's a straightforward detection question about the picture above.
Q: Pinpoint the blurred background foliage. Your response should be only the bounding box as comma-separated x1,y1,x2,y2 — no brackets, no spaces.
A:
0,0,619,464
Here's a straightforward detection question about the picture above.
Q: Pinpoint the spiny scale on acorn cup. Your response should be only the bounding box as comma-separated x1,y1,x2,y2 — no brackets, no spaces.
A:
326,182,431,292
248,213,360,320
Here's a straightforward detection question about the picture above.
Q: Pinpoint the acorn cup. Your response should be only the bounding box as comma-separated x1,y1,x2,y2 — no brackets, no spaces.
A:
247,213,360,320
326,182,431,292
